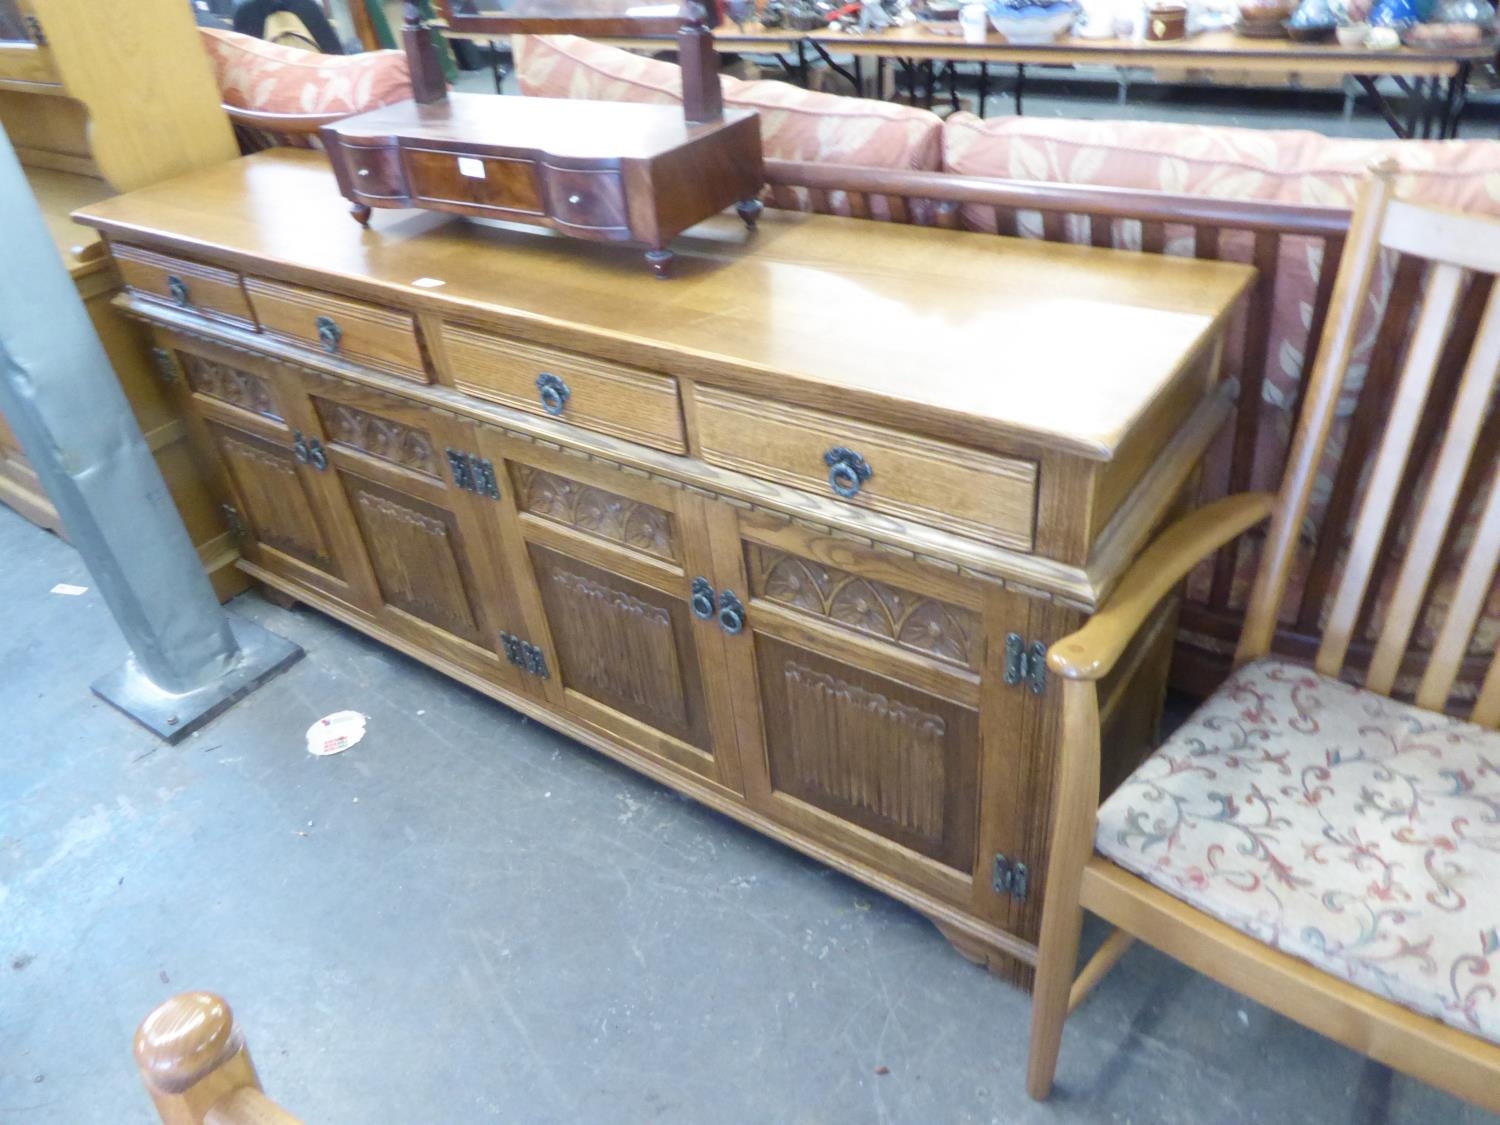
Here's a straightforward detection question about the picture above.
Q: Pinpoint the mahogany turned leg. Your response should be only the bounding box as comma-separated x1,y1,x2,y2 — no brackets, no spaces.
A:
645,248,674,280
736,197,764,231
350,202,372,228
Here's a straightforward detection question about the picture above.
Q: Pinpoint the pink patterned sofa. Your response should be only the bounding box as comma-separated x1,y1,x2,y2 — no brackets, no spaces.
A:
199,27,412,148
515,32,1500,704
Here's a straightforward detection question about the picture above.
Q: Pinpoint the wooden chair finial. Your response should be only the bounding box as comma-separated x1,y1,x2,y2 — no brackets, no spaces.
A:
1369,155,1402,180
135,992,240,1093
135,992,263,1124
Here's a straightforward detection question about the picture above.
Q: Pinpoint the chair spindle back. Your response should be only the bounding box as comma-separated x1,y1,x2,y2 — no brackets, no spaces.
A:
1236,163,1500,723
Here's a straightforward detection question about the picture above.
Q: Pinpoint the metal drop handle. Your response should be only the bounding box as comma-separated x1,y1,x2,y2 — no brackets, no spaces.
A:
166,275,190,307
690,577,716,621
536,371,570,416
308,439,328,472
824,446,872,499
717,590,745,636
292,431,310,464
316,315,341,354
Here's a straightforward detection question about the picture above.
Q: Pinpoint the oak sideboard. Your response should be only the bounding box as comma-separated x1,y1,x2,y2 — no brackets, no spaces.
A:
76,150,1252,987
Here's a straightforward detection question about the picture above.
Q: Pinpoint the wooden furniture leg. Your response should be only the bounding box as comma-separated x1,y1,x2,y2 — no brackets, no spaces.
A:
646,248,674,279
1026,678,1101,1100
736,197,763,230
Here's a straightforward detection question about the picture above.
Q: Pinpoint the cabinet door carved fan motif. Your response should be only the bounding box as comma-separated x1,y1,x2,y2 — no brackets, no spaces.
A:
320,0,765,276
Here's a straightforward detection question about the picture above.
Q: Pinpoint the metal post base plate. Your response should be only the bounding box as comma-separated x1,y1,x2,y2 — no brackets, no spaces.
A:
91,617,304,744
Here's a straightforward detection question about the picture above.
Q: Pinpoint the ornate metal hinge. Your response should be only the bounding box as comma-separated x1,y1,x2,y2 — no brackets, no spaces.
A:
500,631,549,679
220,503,247,540
1003,633,1048,696
446,449,499,499
992,853,1030,902
523,643,548,679
149,346,179,386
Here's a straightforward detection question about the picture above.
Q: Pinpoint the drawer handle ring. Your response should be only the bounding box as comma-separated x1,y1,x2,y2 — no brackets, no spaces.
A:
166,275,190,307
536,372,570,416
824,446,872,499
308,439,328,472
292,431,311,465
690,577,716,621
316,315,342,354
717,590,745,636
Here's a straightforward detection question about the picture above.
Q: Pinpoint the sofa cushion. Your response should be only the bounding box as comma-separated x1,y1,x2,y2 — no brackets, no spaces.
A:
514,34,943,170
199,27,412,115
1097,656,1500,1045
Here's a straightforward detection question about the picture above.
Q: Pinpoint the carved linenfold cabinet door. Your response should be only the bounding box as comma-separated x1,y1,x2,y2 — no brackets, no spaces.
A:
166,346,369,610
705,507,1060,966
481,433,745,794
290,370,530,691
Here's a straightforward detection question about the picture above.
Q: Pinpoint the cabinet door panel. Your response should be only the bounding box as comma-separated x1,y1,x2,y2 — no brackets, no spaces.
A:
205,416,358,603
754,634,980,873
530,544,713,753
706,506,990,905
295,373,526,690
481,435,743,792
344,472,487,646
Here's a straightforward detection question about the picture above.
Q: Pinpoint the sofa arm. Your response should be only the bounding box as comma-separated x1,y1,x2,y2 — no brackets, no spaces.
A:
1048,493,1276,682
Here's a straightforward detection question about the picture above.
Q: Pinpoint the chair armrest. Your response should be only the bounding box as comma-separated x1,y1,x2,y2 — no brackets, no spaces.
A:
1048,492,1276,682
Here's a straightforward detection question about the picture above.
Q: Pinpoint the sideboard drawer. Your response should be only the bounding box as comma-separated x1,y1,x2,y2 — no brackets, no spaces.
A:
441,325,686,454
113,245,254,328
695,387,1037,551
245,278,428,383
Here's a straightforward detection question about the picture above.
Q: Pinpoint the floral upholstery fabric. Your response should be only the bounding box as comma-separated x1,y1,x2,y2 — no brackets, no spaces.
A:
513,35,943,171
199,27,412,115
1097,657,1500,1043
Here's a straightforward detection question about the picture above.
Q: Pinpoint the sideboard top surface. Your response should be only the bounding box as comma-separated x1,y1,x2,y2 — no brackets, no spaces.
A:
74,150,1253,460
324,92,760,160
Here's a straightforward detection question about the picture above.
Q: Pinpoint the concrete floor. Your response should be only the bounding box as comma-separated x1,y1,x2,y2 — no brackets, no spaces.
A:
3,495,1498,1125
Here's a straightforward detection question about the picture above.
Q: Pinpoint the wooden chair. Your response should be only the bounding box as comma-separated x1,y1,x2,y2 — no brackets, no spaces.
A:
1026,160,1500,1113
136,992,303,1124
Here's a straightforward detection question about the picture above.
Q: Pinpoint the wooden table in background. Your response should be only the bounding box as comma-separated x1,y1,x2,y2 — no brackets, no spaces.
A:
805,27,1493,137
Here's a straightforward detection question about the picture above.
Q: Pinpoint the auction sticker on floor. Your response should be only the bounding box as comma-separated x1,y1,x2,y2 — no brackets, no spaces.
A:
306,710,367,756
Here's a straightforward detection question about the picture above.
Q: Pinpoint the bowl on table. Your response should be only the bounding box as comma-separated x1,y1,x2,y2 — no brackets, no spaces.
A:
986,0,1080,42
1236,0,1295,34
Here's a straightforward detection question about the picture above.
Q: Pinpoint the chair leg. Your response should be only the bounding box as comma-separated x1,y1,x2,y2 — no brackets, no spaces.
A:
1026,677,1103,1101
1026,893,1087,1100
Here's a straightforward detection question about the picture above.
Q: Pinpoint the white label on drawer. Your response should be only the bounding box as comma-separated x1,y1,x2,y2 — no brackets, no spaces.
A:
411,277,446,288
457,156,486,180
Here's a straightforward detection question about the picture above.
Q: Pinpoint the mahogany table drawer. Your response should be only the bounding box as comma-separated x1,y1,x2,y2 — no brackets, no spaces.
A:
403,147,543,216
244,278,428,383
441,324,686,454
694,387,1038,551
113,244,254,328
542,166,628,233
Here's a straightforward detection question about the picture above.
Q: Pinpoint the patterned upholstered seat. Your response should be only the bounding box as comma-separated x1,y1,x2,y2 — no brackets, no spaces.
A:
1096,657,1500,1045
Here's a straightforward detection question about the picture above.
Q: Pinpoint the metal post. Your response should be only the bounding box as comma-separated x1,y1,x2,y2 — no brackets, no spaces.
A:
0,124,301,742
